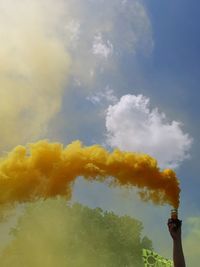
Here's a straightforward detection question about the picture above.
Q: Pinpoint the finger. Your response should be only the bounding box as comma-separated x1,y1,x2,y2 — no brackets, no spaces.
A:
168,224,176,231
167,221,174,227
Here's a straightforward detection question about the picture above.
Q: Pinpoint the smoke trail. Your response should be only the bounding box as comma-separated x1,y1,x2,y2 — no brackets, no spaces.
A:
0,0,70,151
0,140,180,207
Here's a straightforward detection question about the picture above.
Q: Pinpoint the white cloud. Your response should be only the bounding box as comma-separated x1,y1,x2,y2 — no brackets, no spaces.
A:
86,86,118,105
92,33,113,59
62,0,153,84
64,20,81,46
105,94,193,168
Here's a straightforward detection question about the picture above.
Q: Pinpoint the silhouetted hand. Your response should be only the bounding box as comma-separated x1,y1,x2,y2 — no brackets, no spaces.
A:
167,218,186,267
167,218,182,241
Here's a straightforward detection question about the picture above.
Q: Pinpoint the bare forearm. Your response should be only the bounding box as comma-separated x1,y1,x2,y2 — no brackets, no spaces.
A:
173,238,186,267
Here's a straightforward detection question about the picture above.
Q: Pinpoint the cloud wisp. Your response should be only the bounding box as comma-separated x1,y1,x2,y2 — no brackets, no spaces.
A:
62,0,153,84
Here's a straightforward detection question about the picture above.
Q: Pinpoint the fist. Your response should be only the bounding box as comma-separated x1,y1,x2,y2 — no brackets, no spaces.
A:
167,218,182,240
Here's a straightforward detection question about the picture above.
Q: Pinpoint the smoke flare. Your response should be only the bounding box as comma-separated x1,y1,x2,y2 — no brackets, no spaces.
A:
0,140,180,207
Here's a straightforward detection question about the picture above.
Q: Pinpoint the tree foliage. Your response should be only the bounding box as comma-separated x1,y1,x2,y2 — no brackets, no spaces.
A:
0,198,153,267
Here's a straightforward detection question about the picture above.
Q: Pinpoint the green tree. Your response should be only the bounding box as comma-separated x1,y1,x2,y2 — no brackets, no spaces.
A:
0,198,153,267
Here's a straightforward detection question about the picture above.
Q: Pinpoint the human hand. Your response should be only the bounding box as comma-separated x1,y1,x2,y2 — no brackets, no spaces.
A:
167,218,182,241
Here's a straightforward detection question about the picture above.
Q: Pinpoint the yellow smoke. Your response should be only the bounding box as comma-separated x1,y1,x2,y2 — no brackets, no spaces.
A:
183,216,200,266
0,0,70,151
0,198,146,267
0,140,180,208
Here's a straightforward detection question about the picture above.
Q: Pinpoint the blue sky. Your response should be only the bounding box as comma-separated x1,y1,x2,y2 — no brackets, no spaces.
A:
0,0,199,265
68,0,200,262
145,0,200,211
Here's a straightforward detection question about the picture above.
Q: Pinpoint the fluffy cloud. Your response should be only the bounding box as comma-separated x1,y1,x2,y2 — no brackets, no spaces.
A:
105,94,192,168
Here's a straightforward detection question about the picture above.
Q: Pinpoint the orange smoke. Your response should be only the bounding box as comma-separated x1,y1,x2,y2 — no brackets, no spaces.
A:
0,140,180,207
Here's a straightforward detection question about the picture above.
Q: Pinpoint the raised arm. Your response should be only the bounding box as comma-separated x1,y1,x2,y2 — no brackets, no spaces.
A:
167,218,186,267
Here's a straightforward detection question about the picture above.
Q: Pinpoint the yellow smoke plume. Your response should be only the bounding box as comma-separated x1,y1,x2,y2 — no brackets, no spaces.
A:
0,140,180,208
0,0,70,151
